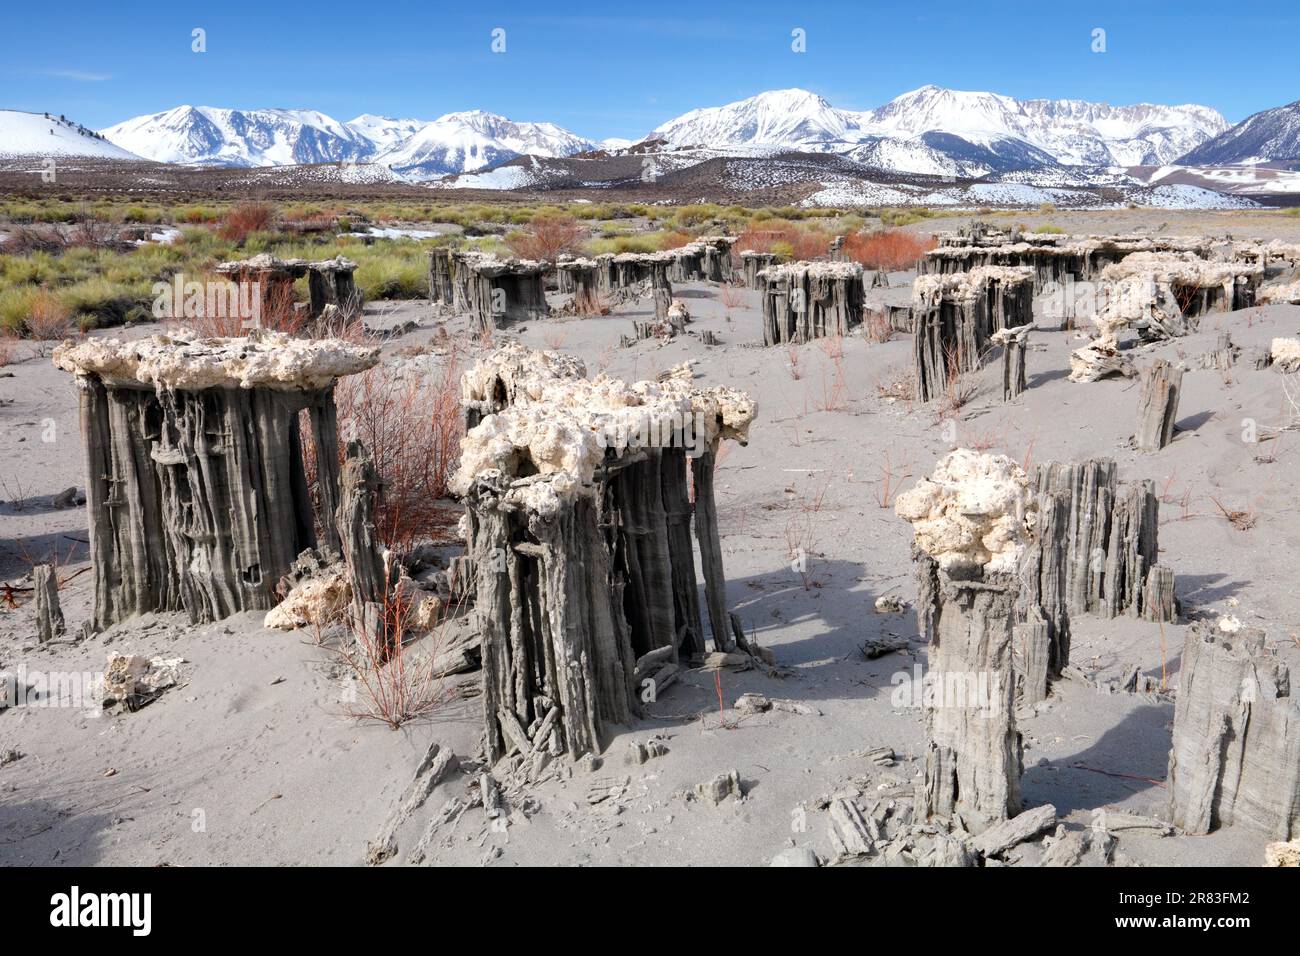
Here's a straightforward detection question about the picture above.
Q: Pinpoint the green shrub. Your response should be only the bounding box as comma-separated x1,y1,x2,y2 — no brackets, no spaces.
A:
354,254,426,299
0,286,39,333
56,277,152,328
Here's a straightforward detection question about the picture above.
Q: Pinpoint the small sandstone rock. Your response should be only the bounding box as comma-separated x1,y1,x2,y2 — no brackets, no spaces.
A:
770,847,819,867
874,594,906,613
101,654,182,711
694,770,742,805
1265,840,1300,867
972,803,1057,858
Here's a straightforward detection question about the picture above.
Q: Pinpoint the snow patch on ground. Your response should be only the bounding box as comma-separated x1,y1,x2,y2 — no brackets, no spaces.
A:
346,226,443,240
1141,185,1259,209
436,165,539,190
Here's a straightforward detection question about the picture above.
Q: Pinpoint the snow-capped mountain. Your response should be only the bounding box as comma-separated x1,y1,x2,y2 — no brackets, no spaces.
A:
598,137,637,152
1176,100,1300,165
648,86,1227,176
372,110,596,179
652,89,860,150
0,110,143,161
343,114,428,153
101,106,377,167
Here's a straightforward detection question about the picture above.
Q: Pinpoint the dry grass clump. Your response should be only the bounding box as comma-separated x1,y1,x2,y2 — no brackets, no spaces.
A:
23,291,75,354
1210,496,1257,531
874,450,913,508
874,364,916,402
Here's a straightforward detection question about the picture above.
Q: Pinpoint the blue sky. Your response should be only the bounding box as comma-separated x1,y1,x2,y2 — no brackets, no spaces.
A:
2,0,1293,138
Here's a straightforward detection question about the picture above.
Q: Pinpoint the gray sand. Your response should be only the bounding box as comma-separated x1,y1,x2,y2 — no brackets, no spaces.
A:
2,209,1297,867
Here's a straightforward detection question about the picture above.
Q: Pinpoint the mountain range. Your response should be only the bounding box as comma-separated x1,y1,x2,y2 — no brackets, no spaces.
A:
89,87,1236,180
4,87,1300,193
648,87,1228,174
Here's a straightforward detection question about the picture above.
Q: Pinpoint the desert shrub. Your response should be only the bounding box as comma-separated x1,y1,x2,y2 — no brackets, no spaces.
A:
0,224,71,255
670,204,723,229
657,230,693,250
587,235,657,255
503,213,587,262
177,205,221,224
354,253,426,299
586,229,689,255
569,202,623,221
1036,224,1065,234
239,230,284,254
326,351,464,554
333,588,458,729
879,207,936,227
1,251,60,285
23,290,74,348
791,229,831,260
0,286,39,334
56,276,152,328
842,229,937,272
218,202,275,244
64,215,121,249
735,219,829,259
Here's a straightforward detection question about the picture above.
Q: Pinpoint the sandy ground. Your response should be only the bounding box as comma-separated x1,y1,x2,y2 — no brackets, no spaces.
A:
2,210,1299,867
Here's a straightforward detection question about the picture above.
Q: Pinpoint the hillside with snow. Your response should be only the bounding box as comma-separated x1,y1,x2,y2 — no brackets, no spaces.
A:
1177,100,1300,165
0,110,143,162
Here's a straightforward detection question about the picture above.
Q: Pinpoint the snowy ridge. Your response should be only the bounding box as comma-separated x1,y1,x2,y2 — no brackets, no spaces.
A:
0,110,143,162
1177,100,1300,165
